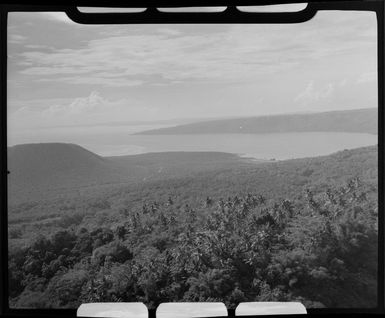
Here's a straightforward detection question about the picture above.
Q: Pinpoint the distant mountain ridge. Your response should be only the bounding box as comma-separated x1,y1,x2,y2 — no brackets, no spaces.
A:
135,108,377,135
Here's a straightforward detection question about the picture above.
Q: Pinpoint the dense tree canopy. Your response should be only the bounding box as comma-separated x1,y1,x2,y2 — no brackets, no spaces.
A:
9,177,377,309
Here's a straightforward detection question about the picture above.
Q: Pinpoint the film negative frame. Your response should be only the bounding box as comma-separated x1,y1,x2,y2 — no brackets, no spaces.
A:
0,0,384,317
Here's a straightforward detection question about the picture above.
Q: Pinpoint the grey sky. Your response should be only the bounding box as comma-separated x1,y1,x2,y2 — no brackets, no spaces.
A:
7,9,377,142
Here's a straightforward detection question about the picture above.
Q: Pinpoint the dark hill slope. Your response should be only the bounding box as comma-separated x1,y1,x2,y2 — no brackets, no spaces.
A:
108,151,258,179
106,145,378,209
7,144,253,204
135,108,377,135
8,143,124,200
7,145,377,236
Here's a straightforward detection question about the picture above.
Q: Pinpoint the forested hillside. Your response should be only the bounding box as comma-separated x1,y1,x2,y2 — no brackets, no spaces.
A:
8,144,255,204
8,146,378,309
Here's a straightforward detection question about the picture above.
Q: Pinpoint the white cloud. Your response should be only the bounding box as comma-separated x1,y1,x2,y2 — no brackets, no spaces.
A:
10,91,160,129
157,28,183,37
13,30,308,86
338,78,348,87
14,10,376,90
7,10,378,129
294,81,334,106
8,34,26,44
357,71,377,84
42,91,104,116
36,76,143,87
24,44,53,49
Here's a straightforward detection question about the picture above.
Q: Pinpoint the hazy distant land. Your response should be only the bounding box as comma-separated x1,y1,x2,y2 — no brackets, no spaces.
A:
135,108,377,135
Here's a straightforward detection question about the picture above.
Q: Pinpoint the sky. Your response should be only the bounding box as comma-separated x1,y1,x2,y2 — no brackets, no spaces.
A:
7,8,377,145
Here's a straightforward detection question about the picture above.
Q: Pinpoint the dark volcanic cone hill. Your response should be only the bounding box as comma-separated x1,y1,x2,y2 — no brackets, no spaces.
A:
7,143,125,201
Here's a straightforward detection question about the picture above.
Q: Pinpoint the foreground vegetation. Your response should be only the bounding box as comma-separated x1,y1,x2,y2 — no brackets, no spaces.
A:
8,146,378,309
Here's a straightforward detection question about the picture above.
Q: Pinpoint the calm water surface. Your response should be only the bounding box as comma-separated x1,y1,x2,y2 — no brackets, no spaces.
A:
10,128,377,160
90,132,377,160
